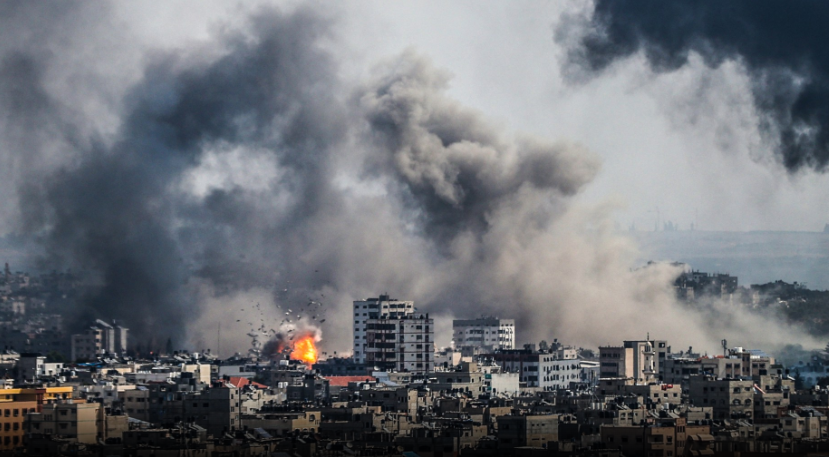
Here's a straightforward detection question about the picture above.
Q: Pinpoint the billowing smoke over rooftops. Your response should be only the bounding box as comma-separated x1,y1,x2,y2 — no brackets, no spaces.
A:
561,0,829,172
0,2,818,355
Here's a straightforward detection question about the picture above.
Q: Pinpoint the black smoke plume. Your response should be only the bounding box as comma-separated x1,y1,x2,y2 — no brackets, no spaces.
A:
561,0,829,172
6,5,347,342
0,3,817,355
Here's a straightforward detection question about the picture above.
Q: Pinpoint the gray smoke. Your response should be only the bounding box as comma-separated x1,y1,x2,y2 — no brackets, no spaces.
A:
359,51,600,249
0,3,818,356
559,0,829,172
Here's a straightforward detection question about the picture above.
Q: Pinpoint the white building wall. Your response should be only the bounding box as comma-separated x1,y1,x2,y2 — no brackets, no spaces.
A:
497,355,541,387
353,295,414,363
114,326,128,354
539,356,581,391
488,372,520,396
452,318,514,352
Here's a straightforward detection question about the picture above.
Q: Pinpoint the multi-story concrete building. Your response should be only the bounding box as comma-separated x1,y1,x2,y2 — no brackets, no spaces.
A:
71,327,104,362
120,381,241,437
364,314,434,374
539,347,581,391
25,401,101,444
70,320,129,361
688,378,754,420
601,416,709,457
452,317,515,352
662,358,702,385
0,400,37,450
599,339,668,384
700,356,744,378
492,348,541,388
353,295,414,364
429,362,487,397
497,414,559,449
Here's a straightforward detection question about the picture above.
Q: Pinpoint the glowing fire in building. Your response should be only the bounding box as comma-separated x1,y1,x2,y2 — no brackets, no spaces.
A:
290,335,318,365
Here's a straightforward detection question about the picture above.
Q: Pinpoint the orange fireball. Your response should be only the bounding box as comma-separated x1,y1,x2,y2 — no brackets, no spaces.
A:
290,335,318,365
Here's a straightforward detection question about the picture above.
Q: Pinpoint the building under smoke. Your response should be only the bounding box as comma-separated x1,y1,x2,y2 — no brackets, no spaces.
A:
364,313,434,375
452,317,515,353
353,295,414,364
599,339,669,385
70,320,128,361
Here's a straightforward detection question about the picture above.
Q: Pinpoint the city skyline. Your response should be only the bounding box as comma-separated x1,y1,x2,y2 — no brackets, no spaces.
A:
0,2,827,358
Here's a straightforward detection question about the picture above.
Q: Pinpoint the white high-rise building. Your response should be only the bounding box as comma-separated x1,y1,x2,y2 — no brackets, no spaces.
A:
353,294,414,364
452,317,515,352
364,314,434,374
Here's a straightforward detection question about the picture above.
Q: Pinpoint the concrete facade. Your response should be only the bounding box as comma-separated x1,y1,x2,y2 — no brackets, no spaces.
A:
353,294,414,364
364,314,434,374
452,317,515,352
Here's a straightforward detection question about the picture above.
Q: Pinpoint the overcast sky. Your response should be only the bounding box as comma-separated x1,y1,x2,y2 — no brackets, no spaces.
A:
2,1,827,354
108,1,829,233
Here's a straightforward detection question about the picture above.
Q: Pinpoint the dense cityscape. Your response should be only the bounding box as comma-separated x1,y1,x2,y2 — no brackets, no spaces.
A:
0,264,828,456
5,1,829,456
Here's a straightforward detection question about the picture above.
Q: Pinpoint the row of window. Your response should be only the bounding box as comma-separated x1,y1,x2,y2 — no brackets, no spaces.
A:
0,436,20,446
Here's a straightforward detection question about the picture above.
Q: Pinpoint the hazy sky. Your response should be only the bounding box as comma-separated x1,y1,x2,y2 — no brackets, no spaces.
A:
105,1,829,233
2,1,827,355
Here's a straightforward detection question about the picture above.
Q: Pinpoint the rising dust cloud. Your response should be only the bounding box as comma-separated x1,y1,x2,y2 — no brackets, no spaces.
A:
0,3,820,357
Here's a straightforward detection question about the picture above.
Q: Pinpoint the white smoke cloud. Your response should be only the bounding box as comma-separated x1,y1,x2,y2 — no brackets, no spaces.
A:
0,1,822,360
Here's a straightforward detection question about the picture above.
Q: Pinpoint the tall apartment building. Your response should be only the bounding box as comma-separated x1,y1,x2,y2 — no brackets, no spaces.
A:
353,295,414,364
493,346,580,390
70,320,129,361
364,314,434,374
599,339,669,384
452,317,515,352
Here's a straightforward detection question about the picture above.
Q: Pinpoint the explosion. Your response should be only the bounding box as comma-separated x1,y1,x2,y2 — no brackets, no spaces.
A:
290,335,318,365
261,328,321,366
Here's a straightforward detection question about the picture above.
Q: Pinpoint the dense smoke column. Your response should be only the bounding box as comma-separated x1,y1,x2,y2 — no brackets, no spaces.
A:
562,0,829,172
360,52,600,251
358,52,603,332
11,7,347,342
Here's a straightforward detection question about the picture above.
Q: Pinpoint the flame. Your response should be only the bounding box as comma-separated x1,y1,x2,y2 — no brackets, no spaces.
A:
290,335,318,365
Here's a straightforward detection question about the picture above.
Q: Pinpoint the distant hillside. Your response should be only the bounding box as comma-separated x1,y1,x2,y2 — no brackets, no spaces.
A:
631,230,829,290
